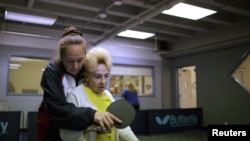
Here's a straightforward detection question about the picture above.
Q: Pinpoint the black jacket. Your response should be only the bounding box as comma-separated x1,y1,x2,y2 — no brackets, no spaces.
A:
38,61,96,141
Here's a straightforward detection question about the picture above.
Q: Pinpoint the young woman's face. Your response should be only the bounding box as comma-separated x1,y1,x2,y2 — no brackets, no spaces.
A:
86,64,110,94
62,44,85,76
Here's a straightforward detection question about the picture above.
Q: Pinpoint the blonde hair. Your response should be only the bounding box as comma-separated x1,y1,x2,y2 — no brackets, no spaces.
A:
127,82,137,92
84,47,112,73
55,26,87,64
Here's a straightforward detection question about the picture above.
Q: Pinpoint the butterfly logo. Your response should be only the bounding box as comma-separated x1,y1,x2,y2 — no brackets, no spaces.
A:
155,115,170,125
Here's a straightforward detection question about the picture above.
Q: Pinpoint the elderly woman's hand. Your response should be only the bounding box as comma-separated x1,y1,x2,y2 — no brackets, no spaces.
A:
94,111,122,132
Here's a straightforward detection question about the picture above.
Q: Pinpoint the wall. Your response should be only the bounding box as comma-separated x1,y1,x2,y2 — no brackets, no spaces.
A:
164,44,250,126
0,33,163,128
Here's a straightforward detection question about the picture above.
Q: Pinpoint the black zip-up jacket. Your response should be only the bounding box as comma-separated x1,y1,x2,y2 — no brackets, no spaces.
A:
38,61,96,141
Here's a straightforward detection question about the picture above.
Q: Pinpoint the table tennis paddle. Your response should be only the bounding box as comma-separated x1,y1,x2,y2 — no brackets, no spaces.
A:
107,100,135,129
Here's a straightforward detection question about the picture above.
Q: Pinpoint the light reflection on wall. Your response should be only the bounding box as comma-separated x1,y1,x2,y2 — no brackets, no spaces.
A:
231,51,250,93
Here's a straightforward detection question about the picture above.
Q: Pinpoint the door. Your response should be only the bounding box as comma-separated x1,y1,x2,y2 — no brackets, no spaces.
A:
178,66,197,108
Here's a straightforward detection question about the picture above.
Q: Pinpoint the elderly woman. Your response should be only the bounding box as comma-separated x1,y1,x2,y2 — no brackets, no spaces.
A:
60,47,139,141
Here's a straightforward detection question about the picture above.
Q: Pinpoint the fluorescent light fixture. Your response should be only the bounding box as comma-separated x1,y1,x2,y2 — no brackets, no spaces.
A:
5,11,56,25
162,3,217,20
117,30,155,39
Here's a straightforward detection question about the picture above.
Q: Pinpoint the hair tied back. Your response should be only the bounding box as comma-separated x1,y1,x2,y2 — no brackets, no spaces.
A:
61,26,83,38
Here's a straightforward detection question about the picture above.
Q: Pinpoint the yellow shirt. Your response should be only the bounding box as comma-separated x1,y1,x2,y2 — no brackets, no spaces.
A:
84,86,116,141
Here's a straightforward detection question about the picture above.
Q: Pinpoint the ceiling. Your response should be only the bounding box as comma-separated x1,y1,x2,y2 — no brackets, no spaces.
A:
0,0,250,51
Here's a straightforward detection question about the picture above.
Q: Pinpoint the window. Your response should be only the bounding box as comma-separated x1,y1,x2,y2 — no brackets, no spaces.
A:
7,56,154,96
109,65,153,96
8,56,50,95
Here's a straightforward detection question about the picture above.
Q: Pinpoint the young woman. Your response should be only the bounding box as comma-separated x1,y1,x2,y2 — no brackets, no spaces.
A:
37,26,121,141
59,47,139,141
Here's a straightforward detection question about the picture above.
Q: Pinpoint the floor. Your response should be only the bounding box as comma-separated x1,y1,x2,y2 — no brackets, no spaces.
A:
136,129,207,141
19,129,207,141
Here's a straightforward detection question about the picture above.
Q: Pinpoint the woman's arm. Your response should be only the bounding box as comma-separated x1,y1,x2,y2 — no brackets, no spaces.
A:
41,63,96,130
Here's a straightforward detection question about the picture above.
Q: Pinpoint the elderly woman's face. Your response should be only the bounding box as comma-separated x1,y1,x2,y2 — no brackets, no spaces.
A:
86,64,110,94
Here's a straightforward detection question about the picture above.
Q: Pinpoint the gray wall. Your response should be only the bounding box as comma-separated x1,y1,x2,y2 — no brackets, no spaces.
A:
162,44,250,126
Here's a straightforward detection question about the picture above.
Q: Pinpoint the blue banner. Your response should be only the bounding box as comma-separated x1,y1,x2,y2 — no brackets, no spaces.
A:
130,108,203,135
0,111,21,141
148,108,203,134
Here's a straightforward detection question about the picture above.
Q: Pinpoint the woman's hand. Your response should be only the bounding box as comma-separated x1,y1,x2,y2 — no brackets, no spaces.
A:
94,111,122,132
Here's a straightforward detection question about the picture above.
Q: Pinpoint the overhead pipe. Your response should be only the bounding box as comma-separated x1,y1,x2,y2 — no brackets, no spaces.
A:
160,35,250,58
91,0,185,46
